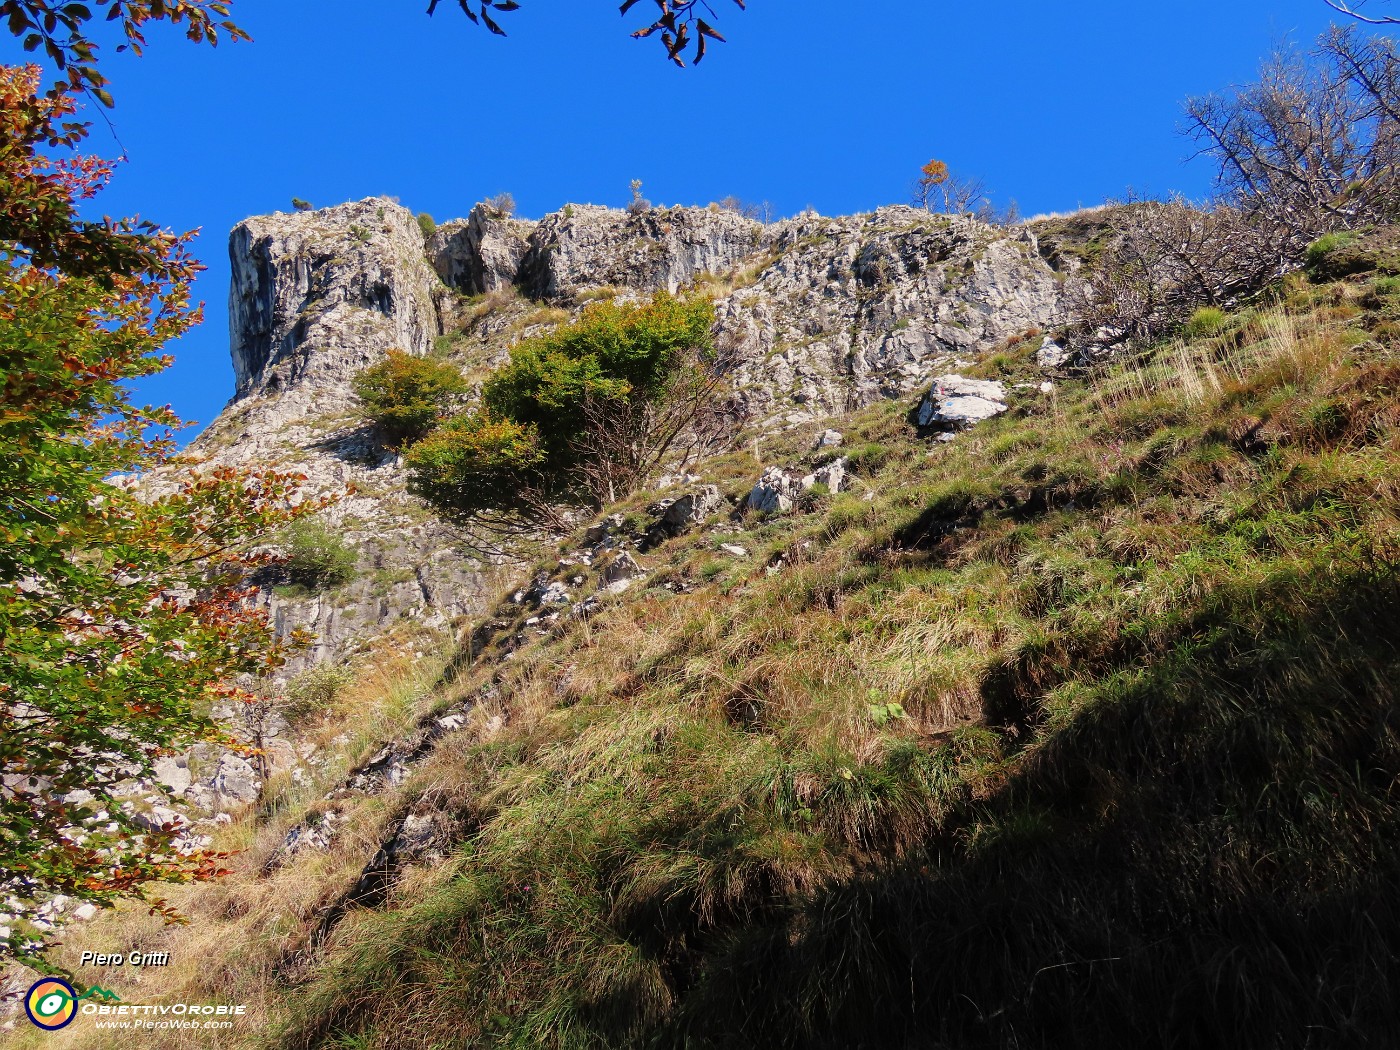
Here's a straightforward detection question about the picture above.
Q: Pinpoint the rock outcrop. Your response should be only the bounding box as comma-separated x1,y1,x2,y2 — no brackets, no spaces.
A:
518,204,765,300
428,203,535,294
915,375,1010,430
716,207,1059,425
194,196,1066,670
228,198,444,407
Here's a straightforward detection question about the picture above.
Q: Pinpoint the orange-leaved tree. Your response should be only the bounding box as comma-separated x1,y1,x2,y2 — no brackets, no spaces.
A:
913,159,949,210
0,65,329,964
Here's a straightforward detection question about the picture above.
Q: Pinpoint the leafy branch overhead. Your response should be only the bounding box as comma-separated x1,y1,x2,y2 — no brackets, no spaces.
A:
621,0,742,67
0,0,247,105
426,0,746,66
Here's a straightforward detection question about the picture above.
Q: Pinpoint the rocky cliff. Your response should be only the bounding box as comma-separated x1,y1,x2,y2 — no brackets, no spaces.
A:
189,194,1064,670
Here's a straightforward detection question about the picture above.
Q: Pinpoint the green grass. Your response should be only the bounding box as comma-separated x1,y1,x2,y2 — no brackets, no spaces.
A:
108,264,1400,1049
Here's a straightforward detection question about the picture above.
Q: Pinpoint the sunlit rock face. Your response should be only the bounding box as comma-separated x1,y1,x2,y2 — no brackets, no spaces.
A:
516,204,766,300
228,197,444,407
715,206,1061,428
201,196,1064,667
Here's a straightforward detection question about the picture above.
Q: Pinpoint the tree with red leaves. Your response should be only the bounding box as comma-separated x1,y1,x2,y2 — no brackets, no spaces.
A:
0,65,332,963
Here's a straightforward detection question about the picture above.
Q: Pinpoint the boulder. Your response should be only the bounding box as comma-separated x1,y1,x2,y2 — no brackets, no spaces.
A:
537,581,571,606
801,457,849,494
916,375,1009,429
1037,336,1075,370
153,755,191,796
748,467,805,514
658,485,727,531
210,754,260,805
599,551,645,593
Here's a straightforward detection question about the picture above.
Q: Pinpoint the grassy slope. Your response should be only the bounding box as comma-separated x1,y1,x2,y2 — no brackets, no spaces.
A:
278,263,1400,1048
25,257,1400,1050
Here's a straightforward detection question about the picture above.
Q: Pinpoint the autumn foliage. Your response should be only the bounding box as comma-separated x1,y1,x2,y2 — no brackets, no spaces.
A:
0,65,325,961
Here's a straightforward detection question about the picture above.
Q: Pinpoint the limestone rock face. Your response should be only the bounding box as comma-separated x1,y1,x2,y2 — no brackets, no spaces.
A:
428,203,536,294
715,207,1059,426
192,198,1066,669
519,205,766,300
228,197,444,408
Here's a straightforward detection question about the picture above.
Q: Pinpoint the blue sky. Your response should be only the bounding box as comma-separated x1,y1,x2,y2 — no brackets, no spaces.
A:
3,0,1360,437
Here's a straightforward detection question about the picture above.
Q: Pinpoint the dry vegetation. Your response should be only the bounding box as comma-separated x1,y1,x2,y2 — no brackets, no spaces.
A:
27,236,1400,1049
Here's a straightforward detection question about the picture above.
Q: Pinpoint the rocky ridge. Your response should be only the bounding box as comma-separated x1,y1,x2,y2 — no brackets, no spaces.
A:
174,198,1064,680
114,193,1071,830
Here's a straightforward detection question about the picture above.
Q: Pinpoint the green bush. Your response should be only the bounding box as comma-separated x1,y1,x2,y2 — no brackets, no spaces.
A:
416,212,436,239
352,349,468,446
484,293,712,456
291,197,312,212
404,412,547,524
285,663,354,718
277,519,358,589
406,292,716,525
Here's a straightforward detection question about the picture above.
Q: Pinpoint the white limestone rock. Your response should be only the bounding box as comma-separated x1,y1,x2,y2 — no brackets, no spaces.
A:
518,204,765,300
748,467,804,514
153,755,191,797
210,754,260,805
801,457,849,494
1037,335,1075,370
916,375,1009,429
428,202,536,294
228,197,443,404
655,485,727,532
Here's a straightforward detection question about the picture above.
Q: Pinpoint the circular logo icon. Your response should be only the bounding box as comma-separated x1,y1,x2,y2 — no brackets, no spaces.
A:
25,978,78,1030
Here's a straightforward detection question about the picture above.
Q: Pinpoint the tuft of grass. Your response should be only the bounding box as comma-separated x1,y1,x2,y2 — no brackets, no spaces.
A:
1182,305,1227,338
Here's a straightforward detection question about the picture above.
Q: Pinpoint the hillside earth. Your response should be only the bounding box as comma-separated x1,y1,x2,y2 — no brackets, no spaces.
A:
6,203,1400,1049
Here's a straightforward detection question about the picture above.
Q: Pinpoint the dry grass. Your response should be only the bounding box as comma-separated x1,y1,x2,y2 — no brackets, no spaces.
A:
9,628,453,1050
22,263,1400,1050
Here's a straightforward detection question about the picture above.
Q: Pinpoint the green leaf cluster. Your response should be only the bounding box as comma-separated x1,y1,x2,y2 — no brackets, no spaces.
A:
277,518,358,589
0,260,317,960
351,348,469,446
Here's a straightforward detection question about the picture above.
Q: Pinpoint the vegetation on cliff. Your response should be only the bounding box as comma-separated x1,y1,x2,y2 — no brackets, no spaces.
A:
29,234,1400,1047
403,293,726,536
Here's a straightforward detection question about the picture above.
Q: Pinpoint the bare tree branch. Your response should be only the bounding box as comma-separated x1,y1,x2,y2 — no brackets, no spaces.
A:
1325,0,1400,25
